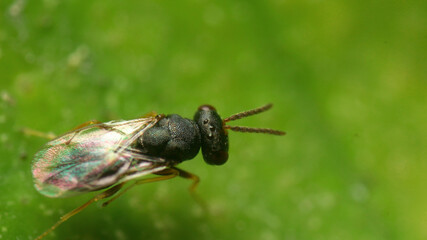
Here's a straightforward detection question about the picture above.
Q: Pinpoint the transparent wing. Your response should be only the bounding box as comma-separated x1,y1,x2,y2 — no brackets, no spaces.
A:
32,116,168,198
82,150,170,195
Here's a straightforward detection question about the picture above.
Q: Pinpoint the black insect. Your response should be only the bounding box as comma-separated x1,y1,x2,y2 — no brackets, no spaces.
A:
31,103,285,240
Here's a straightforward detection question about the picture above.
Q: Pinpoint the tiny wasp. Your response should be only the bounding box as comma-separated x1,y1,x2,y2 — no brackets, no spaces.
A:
31,104,285,239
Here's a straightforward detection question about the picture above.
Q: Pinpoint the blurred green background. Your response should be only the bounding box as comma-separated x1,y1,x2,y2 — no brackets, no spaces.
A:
1,0,426,239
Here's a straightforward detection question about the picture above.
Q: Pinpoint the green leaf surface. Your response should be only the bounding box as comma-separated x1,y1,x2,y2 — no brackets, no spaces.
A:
1,0,426,239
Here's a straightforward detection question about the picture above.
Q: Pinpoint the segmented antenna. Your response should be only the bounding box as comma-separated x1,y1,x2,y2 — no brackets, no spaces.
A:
224,125,285,135
223,104,286,136
223,103,272,122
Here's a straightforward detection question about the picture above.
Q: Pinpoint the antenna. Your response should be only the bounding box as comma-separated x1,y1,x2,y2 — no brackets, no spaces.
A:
223,104,286,136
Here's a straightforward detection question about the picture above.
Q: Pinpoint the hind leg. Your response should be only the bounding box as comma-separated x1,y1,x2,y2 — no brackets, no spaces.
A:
35,183,125,240
101,168,179,207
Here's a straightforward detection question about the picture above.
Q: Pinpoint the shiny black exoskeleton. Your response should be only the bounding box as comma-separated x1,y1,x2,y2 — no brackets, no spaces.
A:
140,105,229,165
31,103,285,240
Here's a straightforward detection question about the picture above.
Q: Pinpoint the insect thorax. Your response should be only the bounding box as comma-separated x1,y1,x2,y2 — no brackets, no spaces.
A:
139,114,201,162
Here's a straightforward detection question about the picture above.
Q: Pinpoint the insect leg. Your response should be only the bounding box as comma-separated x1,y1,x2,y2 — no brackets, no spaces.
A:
35,183,125,240
21,128,57,140
172,167,208,212
101,168,179,207
172,167,200,192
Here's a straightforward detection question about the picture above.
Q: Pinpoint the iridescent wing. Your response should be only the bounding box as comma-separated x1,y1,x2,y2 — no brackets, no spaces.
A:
32,116,169,198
